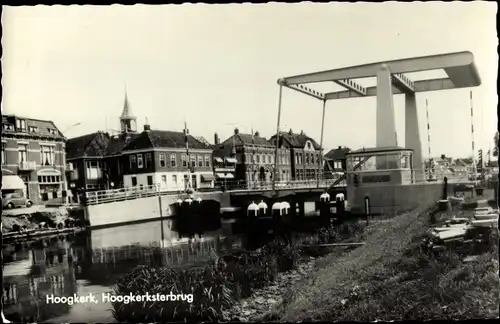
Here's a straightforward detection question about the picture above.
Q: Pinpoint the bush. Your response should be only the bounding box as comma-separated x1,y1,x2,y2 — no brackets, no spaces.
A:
261,238,301,272
111,264,234,322
217,250,278,298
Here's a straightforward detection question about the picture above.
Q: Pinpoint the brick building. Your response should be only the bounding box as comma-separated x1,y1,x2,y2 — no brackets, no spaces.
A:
269,130,322,181
213,128,291,187
120,124,214,191
1,114,66,204
65,92,139,193
324,146,351,178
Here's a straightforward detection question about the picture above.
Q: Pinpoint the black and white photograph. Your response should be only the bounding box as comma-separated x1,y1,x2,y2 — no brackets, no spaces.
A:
1,2,498,323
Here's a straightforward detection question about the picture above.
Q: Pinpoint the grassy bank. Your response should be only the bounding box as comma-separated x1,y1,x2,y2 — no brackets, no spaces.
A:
111,222,365,322
275,206,499,322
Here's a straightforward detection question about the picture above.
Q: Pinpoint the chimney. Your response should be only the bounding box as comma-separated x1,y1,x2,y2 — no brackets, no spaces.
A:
300,130,305,135
234,128,239,135
338,146,342,150
289,129,293,135
255,131,260,137
214,132,220,145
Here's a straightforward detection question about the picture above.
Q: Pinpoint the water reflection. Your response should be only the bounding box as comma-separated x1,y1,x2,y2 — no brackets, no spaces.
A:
2,216,243,323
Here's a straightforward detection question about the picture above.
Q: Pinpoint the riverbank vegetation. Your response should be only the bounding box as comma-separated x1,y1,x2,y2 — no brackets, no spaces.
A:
111,221,365,322
275,207,499,322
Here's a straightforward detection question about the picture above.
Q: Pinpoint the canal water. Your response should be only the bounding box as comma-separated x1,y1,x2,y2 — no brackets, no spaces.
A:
2,214,325,323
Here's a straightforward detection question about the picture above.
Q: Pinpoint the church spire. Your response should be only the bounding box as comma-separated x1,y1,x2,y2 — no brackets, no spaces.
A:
119,86,137,134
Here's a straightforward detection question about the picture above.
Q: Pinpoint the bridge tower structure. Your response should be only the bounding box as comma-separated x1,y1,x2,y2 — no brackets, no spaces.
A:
273,51,481,188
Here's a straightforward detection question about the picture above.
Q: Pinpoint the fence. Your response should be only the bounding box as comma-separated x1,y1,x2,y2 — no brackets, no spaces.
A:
84,178,346,205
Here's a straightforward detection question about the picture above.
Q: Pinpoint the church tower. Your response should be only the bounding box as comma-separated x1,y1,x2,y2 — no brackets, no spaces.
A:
120,90,137,134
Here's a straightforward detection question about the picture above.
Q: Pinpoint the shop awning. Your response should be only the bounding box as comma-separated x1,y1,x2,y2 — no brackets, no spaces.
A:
225,173,235,179
38,168,61,176
214,157,224,163
2,175,25,190
225,157,237,164
201,174,215,182
216,173,226,179
2,169,15,176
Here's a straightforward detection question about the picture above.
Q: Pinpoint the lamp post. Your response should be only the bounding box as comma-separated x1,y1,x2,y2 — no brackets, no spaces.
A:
62,122,82,135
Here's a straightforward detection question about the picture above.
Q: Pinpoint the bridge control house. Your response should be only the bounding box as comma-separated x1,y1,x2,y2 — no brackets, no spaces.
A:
1,114,67,205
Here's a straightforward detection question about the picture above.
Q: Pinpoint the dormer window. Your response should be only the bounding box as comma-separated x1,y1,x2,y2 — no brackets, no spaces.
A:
16,119,27,131
307,142,312,149
28,126,38,132
48,128,57,135
3,124,14,131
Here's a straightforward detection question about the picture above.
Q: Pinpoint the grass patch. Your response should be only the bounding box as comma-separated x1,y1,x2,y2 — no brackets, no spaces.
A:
111,236,304,322
277,205,500,322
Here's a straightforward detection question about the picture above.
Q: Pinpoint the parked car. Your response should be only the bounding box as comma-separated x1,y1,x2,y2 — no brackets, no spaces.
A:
2,190,33,209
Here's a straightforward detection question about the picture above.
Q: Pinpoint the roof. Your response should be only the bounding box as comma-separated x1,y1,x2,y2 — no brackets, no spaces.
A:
269,131,321,150
106,133,141,156
221,133,272,147
325,147,351,160
123,130,211,151
66,132,106,159
2,114,65,140
347,146,412,154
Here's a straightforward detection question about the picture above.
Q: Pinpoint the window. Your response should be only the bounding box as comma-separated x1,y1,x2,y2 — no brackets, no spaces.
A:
172,175,178,184
47,128,57,135
182,154,188,167
147,176,153,186
38,175,61,195
161,175,167,185
190,156,196,168
204,155,210,167
334,161,342,169
170,154,176,167
198,155,203,167
305,153,309,164
256,155,260,163
137,154,144,168
86,160,102,179
16,119,26,131
159,153,167,167
307,142,312,149
1,143,5,165
145,153,152,168
131,176,137,186
400,155,409,169
130,155,137,169
18,144,28,163
28,126,37,132
311,154,315,165
40,145,55,166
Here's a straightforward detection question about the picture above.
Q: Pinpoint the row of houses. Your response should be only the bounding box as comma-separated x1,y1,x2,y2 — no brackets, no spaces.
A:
2,95,351,205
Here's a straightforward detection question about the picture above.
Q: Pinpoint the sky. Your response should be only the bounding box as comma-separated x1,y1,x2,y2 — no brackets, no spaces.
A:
2,2,498,159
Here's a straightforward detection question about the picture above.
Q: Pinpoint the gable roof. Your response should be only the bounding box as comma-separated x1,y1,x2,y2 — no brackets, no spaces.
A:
123,130,211,151
66,132,108,159
105,133,141,156
325,147,351,160
221,133,272,147
269,131,321,150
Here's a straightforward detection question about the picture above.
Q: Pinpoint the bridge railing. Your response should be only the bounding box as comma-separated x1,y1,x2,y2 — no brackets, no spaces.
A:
226,178,346,192
85,184,162,205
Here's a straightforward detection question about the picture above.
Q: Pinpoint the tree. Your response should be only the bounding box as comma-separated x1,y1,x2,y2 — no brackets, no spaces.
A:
493,132,499,157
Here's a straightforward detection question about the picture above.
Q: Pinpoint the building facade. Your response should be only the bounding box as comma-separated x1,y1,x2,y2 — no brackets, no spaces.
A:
2,114,67,204
213,128,291,187
324,146,351,178
121,126,214,191
65,92,140,193
269,130,322,181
